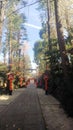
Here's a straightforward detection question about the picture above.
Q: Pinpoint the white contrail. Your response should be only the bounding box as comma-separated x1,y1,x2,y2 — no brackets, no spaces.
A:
24,23,42,30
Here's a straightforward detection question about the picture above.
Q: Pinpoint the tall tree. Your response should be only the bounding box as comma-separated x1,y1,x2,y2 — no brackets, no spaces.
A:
2,0,26,72
54,0,69,80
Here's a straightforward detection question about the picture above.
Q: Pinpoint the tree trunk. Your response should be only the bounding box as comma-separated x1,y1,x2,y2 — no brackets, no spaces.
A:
47,0,51,50
54,0,69,80
0,1,2,49
8,23,12,71
47,0,52,67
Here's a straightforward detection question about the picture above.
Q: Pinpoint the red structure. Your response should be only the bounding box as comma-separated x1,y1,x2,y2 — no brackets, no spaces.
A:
8,73,14,95
19,77,23,87
43,74,49,95
35,79,38,87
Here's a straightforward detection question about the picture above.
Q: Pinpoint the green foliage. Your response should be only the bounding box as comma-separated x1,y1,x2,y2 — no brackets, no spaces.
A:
0,63,7,72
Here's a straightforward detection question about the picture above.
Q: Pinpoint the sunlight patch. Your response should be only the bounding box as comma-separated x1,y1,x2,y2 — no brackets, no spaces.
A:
0,95,9,100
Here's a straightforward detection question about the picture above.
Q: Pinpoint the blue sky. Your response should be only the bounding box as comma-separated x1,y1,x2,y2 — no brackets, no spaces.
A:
22,0,42,68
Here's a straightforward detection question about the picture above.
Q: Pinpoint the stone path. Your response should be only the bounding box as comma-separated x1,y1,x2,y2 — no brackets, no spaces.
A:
0,84,73,130
0,86,46,130
37,88,73,130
